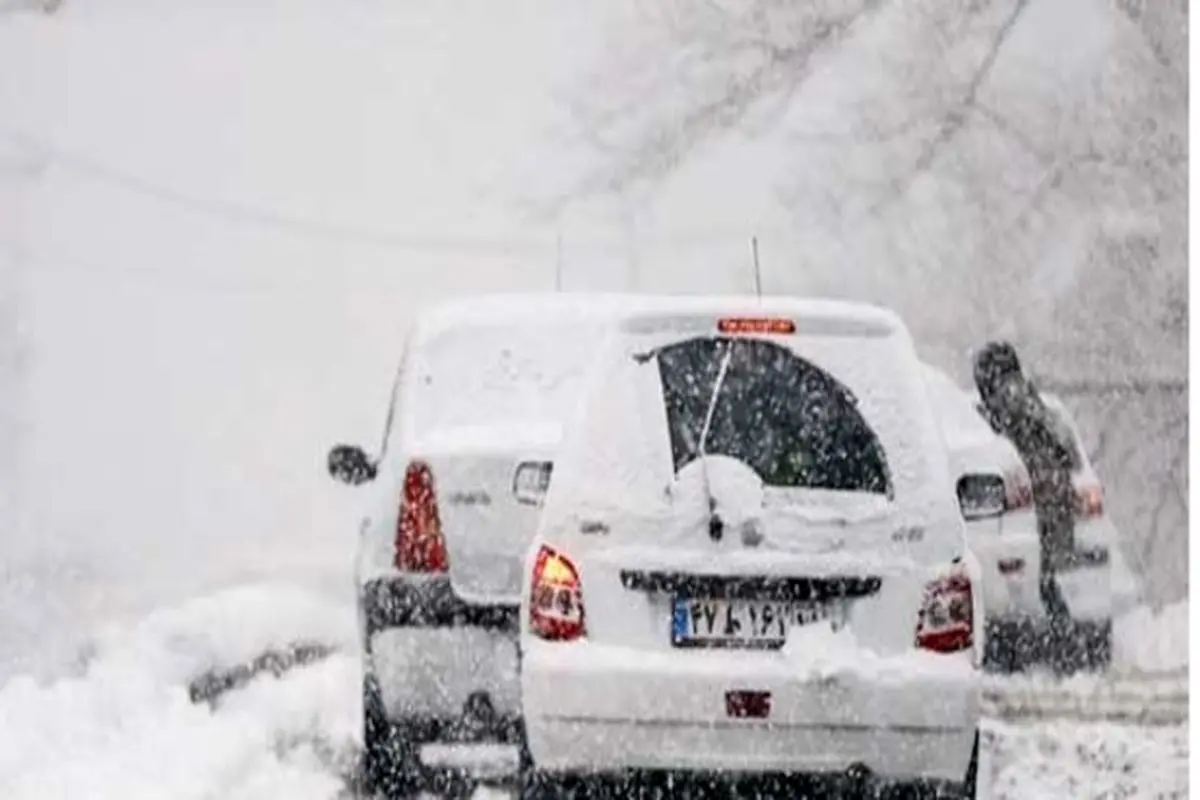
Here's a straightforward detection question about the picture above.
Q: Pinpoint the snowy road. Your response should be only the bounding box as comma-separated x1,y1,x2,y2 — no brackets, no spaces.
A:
0,585,1187,799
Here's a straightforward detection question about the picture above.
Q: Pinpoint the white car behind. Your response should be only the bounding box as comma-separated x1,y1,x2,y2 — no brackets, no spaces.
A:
520,298,985,798
920,364,1141,672
327,293,636,796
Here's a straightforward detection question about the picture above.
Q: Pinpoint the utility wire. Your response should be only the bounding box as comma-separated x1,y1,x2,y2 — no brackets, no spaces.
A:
0,128,798,254
0,129,558,256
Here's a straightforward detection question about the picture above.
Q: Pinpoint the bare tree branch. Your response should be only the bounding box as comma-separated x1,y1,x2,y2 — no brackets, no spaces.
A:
866,0,1030,216
566,0,886,198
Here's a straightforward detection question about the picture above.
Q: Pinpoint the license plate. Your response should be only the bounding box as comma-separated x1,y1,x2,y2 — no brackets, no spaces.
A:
671,598,831,648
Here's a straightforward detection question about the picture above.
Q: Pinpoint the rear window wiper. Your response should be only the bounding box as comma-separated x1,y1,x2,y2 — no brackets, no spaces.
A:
632,348,662,365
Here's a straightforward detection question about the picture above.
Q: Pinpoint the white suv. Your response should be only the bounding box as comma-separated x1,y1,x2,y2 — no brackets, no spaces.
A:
327,293,632,797
920,365,1141,673
519,298,985,798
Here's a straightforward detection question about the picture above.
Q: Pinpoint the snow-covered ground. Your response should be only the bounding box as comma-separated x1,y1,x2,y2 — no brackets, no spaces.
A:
0,584,1186,799
0,586,360,800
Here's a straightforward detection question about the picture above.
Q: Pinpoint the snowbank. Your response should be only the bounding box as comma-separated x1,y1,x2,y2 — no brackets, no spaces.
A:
1113,600,1189,673
0,584,358,800
985,719,1188,799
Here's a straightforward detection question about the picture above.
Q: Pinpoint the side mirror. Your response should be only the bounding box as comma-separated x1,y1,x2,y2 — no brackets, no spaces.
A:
956,473,1006,520
328,444,378,486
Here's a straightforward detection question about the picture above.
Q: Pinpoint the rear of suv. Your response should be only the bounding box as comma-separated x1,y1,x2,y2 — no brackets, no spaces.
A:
921,362,1046,670
919,364,1140,673
519,298,985,798
326,293,630,797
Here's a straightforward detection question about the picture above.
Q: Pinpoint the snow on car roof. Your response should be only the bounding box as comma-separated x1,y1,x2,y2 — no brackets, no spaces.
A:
409,291,640,343
613,294,904,338
919,361,998,448
410,292,904,342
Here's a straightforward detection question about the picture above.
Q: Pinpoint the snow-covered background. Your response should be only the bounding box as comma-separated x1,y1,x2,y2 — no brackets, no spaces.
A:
0,0,1188,796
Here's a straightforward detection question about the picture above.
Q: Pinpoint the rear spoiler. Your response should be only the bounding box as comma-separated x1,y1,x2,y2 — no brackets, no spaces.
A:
620,311,896,339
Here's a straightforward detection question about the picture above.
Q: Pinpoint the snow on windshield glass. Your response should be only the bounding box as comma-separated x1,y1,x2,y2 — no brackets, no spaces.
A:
406,322,606,431
656,336,892,495
545,322,951,525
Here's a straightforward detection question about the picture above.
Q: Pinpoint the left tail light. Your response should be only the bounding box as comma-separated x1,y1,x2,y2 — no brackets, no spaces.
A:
915,570,973,653
529,545,586,641
394,460,449,573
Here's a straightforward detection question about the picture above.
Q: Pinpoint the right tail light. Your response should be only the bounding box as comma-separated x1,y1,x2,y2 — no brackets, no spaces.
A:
915,570,974,653
529,545,586,642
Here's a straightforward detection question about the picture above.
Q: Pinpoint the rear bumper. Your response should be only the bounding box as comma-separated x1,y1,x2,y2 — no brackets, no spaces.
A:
361,575,518,637
522,641,979,782
528,718,972,783
361,576,521,723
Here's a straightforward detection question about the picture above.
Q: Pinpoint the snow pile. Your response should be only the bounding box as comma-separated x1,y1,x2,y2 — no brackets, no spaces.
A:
0,584,359,800
985,720,1188,799
1113,600,1188,673
779,620,976,685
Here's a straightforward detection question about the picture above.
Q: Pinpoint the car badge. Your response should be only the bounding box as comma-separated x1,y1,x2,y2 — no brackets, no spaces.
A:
740,519,764,548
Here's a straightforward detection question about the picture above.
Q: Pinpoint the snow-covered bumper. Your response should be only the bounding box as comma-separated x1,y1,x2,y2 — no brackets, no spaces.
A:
522,641,979,784
360,576,521,726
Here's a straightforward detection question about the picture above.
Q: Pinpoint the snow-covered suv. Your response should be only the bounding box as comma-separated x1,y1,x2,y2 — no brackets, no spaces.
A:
326,293,632,797
519,298,984,798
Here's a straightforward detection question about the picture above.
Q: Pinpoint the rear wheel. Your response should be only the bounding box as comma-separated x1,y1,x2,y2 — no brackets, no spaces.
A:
360,672,429,799
960,729,980,799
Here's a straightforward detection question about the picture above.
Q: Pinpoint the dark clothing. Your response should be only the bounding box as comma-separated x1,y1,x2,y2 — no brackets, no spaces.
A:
974,342,1090,673
972,345,1077,574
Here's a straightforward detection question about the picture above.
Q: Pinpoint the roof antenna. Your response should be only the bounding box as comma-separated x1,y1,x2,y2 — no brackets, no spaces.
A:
750,235,762,299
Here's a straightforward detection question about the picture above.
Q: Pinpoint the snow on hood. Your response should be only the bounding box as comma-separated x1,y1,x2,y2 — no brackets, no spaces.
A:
0,584,358,800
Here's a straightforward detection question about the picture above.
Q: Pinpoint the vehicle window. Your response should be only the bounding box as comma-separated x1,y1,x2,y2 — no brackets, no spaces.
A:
653,336,892,495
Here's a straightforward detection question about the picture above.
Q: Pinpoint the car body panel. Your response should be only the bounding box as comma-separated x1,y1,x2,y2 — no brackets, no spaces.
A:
520,298,981,783
920,363,1045,622
353,293,642,724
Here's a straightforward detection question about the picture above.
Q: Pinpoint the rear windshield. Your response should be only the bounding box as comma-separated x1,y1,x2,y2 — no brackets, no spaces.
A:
655,336,892,495
541,319,955,526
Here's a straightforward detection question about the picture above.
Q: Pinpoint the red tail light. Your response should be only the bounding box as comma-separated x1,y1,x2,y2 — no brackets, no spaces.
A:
529,545,586,641
1003,468,1033,511
915,571,973,653
395,460,448,573
1076,484,1104,519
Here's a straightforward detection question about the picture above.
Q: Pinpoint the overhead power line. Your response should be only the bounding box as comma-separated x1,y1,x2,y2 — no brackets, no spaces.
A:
0,129,559,256
0,128,798,255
